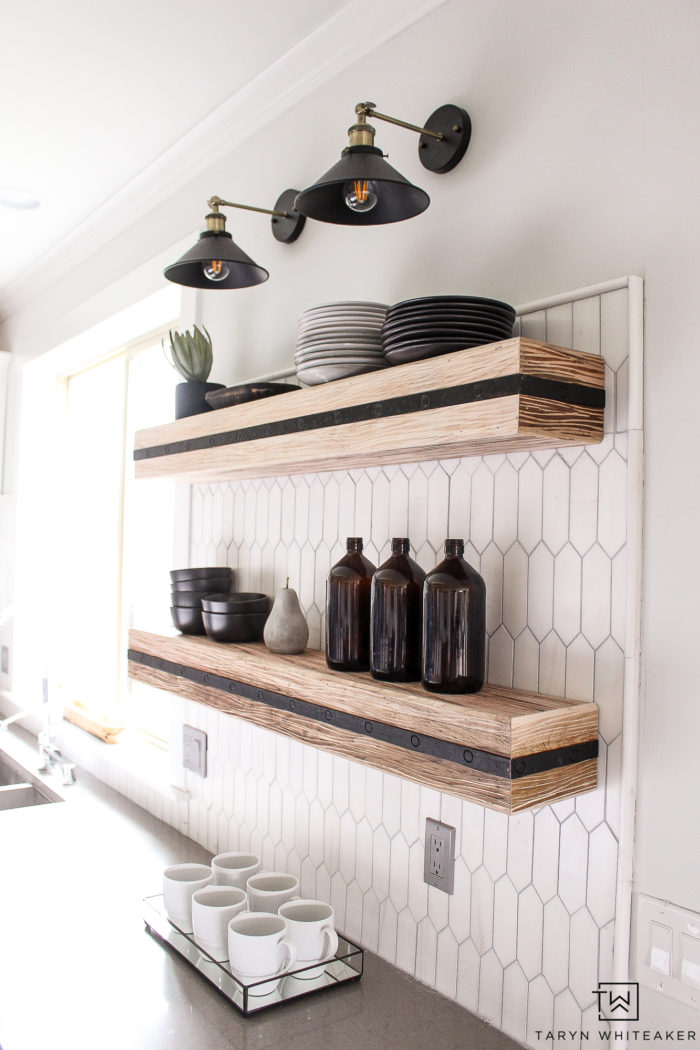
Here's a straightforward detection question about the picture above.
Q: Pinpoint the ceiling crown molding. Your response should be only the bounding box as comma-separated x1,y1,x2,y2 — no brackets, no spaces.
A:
0,0,446,322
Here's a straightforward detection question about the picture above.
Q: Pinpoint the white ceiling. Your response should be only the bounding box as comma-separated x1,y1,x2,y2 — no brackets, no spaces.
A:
0,0,352,308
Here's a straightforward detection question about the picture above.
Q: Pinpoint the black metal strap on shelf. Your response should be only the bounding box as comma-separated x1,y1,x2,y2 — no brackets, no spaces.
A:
128,649,598,780
133,374,605,462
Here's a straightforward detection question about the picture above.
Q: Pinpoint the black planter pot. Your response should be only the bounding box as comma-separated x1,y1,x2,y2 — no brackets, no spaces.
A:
175,381,225,419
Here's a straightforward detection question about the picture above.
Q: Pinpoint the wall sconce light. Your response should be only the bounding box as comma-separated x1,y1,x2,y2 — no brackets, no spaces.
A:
164,189,305,289
294,102,471,226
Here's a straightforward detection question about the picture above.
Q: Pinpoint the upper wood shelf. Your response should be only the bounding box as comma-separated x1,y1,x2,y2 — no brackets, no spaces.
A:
133,338,605,483
128,629,598,814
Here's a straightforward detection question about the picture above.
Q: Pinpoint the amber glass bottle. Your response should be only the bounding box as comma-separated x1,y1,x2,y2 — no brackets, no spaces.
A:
422,538,486,693
326,538,376,672
370,538,426,681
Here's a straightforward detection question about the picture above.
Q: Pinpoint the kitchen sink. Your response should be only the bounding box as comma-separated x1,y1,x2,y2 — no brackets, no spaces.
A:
0,749,63,810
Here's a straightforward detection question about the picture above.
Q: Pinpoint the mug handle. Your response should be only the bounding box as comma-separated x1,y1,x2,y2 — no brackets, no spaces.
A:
321,924,339,960
278,937,297,974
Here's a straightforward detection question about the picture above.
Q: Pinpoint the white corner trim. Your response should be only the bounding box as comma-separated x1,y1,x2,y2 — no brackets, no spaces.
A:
0,0,447,321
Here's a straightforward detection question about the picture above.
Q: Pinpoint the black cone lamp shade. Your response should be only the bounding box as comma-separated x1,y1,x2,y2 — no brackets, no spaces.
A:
164,228,269,290
295,145,429,226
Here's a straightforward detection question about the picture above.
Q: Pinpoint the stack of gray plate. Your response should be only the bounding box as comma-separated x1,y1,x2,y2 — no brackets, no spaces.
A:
381,295,516,364
295,301,389,385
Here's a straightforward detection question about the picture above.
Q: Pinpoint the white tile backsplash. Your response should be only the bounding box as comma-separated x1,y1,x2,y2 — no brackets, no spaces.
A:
65,284,639,1047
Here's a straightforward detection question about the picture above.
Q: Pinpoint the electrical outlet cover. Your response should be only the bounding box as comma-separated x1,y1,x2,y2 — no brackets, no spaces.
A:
424,817,456,893
183,725,207,777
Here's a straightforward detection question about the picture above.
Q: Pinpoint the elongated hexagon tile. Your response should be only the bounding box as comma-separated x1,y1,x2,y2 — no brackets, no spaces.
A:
428,880,450,935
565,634,595,703
461,801,485,871
581,544,612,649
456,938,481,1015
478,949,504,1025
542,454,571,555
493,875,518,966
414,915,438,987
483,808,509,879
594,636,624,743
517,457,544,554
568,907,600,1009
517,884,544,979
575,741,607,832
539,630,567,698
528,542,555,641
513,627,539,692
344,879,364,942
355,818,374,893
604,734,622,839
503,542,529,637
493,461,519,553
481,541,504,636
435,927,459,1000
381,772,402,839
388,833,410,912
553,987,582,1040
348,759,366,823
377,898,398,964
553,543,582,645
372,825,391,900
558,814,589,913
526,975,555,1046
399,777,421,846
407,840,428,921
507,811,534,891
501,961,528,1044
470,463,495,553
470,867,495,955
569,453,599,556
364,766,384,830
395,907,417,975
488,624,514,687
542,896,571,994
448,858,471,943
586,824,618,927
337,809,357,883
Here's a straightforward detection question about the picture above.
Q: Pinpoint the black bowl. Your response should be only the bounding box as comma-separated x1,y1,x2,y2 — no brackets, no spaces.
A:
172,576,233,594
171,605,205,635
170,591,208,608
170,566,233,583
202,610,268,643
201,592,269,614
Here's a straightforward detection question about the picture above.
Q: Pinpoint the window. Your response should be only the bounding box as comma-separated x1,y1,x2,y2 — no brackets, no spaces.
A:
58,331,179,741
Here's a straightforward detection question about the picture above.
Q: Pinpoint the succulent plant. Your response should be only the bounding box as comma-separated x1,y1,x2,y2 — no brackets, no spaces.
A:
163,325,213,382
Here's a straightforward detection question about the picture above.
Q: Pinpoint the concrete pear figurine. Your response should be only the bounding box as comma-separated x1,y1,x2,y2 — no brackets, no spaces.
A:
263,578,309,654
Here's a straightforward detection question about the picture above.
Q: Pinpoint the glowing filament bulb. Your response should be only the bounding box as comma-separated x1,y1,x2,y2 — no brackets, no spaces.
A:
343,178,379,213
202,259,230,282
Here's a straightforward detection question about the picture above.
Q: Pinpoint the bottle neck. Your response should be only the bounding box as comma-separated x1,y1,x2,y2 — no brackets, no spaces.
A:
444,538,464,558
391,538,410,555
346,537,364,553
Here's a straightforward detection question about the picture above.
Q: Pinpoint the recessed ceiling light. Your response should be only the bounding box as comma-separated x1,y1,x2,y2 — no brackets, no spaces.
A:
0,188,41,210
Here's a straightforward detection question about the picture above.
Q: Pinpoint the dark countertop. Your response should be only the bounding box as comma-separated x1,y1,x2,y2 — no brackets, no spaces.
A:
0,729,522,1050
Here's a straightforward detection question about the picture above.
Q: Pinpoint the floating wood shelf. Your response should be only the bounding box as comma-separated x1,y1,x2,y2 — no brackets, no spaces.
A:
128,630,598,813
133,338,605,483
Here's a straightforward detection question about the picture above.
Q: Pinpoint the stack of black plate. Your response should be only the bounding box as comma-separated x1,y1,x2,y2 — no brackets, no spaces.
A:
381,295,516,365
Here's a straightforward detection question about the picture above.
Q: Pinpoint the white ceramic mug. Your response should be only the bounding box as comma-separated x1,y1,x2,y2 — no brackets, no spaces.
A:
192,885,247,961
278,899,339,978
162,863,213,933
211,852,261,889
227,912,297,995
246,871,299,913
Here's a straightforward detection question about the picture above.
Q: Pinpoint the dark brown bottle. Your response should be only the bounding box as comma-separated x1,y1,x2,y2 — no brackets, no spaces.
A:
422,538,486,693
326,538,376,672
370,538,426,681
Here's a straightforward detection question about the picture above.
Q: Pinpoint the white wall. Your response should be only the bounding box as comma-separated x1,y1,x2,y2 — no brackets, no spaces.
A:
2,0,700,1034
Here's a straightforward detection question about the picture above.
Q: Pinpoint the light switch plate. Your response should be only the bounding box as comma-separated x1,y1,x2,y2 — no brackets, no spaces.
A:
424,817,455,893
634,893,700,1008
183,725,207,777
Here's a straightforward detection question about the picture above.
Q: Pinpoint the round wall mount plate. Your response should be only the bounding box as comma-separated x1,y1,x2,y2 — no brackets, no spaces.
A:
271,189,306,243
418,105,472,174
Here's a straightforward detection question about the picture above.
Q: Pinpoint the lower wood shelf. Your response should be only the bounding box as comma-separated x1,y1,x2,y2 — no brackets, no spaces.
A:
128,630,598,814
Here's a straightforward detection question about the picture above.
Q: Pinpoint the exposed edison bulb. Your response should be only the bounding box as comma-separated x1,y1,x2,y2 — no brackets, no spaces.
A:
343,178,379,213
202,259,230,282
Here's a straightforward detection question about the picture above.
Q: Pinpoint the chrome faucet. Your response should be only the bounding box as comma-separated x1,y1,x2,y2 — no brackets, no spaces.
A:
38,731,76,785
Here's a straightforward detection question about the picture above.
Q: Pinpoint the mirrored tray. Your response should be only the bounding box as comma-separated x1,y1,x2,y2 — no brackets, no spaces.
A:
143,894,363,1016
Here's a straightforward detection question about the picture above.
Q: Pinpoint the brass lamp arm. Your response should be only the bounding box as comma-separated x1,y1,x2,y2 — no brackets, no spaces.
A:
355,102,444,141
207,195,291,219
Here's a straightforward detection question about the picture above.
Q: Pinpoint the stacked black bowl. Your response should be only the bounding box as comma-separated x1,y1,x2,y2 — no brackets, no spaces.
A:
202,592,269,643
170,567,234,634
381,295,516,365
